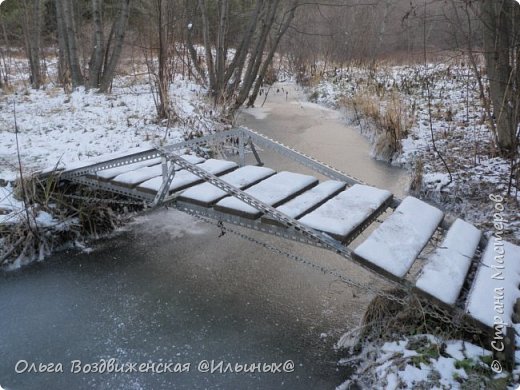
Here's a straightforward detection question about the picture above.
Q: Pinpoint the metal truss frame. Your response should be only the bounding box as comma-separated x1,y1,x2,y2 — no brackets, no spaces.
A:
52,126,500,339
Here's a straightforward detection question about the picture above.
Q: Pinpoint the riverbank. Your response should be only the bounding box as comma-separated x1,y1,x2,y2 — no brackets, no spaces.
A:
307,60,519,245
240,81,519,389
0,63,229,267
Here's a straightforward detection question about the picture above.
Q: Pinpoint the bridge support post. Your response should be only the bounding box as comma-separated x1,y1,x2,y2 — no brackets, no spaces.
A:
238,130,246,167
161,156,168,181
152,156,177,206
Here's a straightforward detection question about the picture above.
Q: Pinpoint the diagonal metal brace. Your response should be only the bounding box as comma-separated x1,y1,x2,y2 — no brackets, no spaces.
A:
160,150,404,290
152,156,176,206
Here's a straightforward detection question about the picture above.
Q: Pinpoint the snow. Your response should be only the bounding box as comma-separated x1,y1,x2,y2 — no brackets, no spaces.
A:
137,159,238,193
298,184,392,241
465,238,520,329
111,155,205,186
339,334,495,389
34,211,59,227
112,164,163,186
96,158,162,180
415,218,481,305
0,184,24,224
242,106,271,120
354,196,444,278
275,180,346,219
307,62,520,244
179,165,275,205
0,71,222,184
214,171,318,217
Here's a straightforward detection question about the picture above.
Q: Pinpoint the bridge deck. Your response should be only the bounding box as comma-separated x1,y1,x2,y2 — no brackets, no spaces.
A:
53,127,520,339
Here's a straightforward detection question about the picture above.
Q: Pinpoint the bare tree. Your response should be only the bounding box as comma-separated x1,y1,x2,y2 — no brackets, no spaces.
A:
186,0,299,113
21,0,43,89
479,0,519,155
55,0,84,87
98,0,132,92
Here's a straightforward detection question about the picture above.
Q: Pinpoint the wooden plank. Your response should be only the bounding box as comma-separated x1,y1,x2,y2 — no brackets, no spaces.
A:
136,159,238,195
465,239,520,330
110,155,205,188
415,219,481,305
297,184,392,243
353,196,444,279
213,171,318,219
177,166,276,207
262,180,346,225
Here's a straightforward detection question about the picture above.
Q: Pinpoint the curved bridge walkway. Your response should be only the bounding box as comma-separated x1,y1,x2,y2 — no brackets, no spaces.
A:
50,127,520,362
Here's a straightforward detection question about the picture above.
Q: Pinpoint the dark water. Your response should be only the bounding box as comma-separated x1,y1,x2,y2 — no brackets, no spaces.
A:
1,82,408,390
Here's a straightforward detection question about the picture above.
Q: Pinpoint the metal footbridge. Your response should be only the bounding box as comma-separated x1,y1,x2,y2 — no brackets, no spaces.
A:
52,127,520,352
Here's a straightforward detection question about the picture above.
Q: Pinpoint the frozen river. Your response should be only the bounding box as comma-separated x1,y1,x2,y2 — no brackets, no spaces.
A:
0,83,409,389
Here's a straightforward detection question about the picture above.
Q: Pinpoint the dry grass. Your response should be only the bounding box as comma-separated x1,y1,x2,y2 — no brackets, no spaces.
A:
1,173,139,267
346,91,413,160
358,289,487,347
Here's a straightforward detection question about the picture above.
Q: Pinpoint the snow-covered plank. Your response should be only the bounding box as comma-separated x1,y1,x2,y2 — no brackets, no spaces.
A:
353,196,444,279
267,180,346,221
111,155,206,187
137,159,238,194
214,171,318,219
94,158,162,180
415,219,481,305
177,166,276,207
466,239,520,330
96,155,205,181
297,184,392,242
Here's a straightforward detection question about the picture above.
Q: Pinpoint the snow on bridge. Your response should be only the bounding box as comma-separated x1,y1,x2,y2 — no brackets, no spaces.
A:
48,127,520,343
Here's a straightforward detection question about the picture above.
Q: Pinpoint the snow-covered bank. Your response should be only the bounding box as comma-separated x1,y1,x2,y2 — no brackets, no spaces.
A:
0,62,226,267
308,61,519,244
336,333,508,389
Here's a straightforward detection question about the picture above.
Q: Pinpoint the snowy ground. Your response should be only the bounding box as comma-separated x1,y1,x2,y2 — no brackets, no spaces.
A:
308,61,520,388
0,59,225,227
308,61,519,244
336,333,510,389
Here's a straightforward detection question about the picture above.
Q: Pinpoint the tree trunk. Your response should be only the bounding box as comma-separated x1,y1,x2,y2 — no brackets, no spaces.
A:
234,0,280,110
88,0,105,88
57,0,84,87
198,0,217,96
156,0,170,118
99,0,132,92
247,1,297,107
54,0,69,86
22,0,43,89
223,0,263,94
480,0,516,153
215,0,228,98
